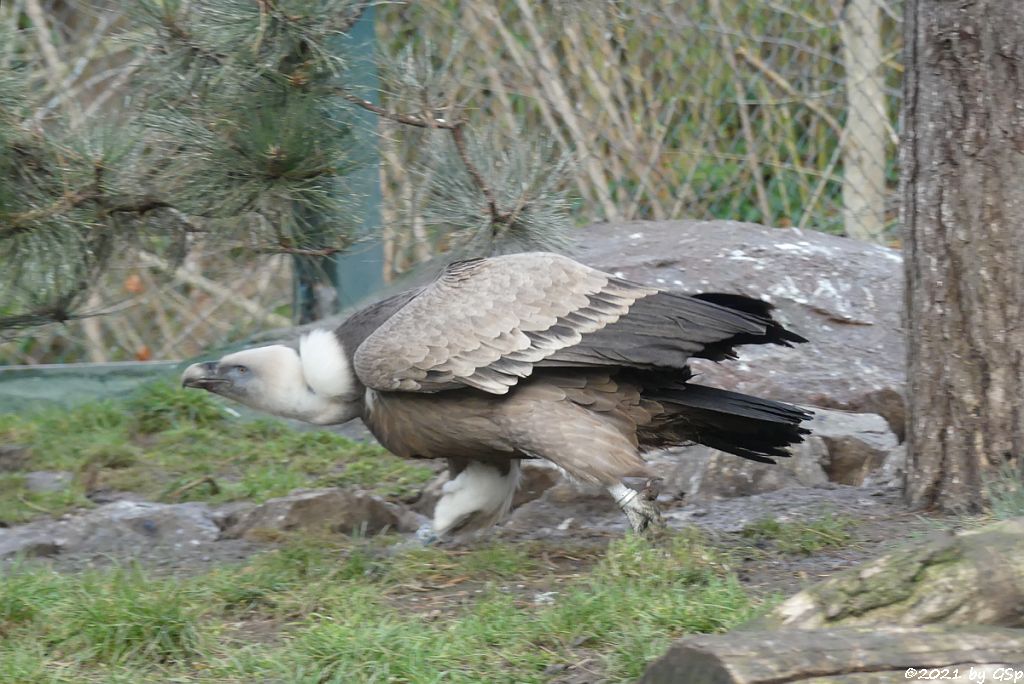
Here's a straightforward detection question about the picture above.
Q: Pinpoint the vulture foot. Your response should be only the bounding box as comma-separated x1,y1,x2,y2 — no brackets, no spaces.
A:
415,523,440,546
610,482,664,534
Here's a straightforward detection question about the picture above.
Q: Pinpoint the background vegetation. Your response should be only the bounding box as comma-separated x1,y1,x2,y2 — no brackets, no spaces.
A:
0,0,903,363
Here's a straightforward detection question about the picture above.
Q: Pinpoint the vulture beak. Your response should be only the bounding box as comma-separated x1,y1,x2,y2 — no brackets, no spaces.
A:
181,361,227,391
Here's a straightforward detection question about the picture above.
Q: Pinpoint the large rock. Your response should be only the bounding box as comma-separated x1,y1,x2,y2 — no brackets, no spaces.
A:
750,517,1024,629
653,438,830,503
578,220,906,438
224,488,421,539
651,408,898,500
640,625,1024,684
0,500,222,559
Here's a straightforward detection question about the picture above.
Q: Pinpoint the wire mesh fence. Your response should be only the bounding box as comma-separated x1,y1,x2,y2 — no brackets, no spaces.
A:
0,0,903,365
376,0,902,274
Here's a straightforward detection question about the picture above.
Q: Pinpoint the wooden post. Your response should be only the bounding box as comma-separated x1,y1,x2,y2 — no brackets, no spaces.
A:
841,0,887,242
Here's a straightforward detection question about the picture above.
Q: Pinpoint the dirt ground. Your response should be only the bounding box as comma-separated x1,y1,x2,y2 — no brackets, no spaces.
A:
1,475,958,683
497,482,949,598
11,480,948,597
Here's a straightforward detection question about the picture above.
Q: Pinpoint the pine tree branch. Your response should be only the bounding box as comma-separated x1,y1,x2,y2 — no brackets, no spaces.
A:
1,191,174,238
340,87,513,230
152,9,226,65
338,89,455,129
450,123,503,225
262,245,346,257
1,191,94,237
106,197,174,215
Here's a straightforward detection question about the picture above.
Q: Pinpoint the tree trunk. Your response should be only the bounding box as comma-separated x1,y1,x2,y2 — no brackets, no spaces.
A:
639,626,1024,684
901,0,1024,511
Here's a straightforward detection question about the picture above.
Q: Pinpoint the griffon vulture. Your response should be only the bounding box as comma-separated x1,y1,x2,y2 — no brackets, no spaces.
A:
182,252,811,537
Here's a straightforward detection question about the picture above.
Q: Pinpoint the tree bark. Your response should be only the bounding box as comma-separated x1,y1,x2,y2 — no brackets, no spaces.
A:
901,0,1024,511
639,626,1024,684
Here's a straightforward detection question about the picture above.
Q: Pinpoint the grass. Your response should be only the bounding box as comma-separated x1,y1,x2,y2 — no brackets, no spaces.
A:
0,530,762,683
0,379,435,524
0,378,762,680
740,512,856,555
984,460,1024,521
0,378,887,681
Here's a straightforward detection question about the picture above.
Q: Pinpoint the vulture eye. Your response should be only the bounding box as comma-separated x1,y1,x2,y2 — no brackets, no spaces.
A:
233,365,248,374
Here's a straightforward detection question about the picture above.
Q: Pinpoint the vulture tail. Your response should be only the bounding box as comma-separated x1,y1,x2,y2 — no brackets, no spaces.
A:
642,382,812,464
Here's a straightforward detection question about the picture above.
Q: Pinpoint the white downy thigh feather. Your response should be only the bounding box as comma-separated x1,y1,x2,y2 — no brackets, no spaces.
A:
433,461,521,536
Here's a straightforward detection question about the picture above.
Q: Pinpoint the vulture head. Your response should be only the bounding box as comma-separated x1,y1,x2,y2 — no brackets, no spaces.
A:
181,330,363,425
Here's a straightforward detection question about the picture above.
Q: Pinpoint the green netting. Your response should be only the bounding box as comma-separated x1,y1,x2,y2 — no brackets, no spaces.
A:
0,362,181,414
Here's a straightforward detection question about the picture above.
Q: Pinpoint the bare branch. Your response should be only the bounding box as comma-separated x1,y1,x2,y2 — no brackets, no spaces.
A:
339,89,456,129
136,251,292,329
450,123,503,225
2,189,174,238
261,245,347,257
340,88,511,230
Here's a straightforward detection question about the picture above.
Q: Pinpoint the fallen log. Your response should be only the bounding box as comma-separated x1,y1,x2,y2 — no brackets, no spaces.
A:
639,625,1024,684
750,517,1024,629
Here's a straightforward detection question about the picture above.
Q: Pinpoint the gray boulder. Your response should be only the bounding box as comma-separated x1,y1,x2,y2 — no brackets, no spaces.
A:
224,488,421,539
0,500,221,559
646,408,897,501
652,437,830,503
578,220,905,438
653,447,794,502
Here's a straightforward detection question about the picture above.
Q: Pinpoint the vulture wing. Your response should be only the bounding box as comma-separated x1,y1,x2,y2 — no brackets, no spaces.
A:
353,252,794,395
353,253,650,393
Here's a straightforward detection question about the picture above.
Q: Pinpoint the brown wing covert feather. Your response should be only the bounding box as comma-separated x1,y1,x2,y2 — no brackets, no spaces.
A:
353,253,654,394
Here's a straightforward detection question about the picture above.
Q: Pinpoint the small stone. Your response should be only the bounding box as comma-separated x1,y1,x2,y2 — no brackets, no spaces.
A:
24,471,73,493
224,488,411,540
0,445,30,472
809,409,898,486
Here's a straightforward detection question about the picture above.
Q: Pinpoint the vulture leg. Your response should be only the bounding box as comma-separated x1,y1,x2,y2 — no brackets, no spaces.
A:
608,482,663,534
432,459,521,538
